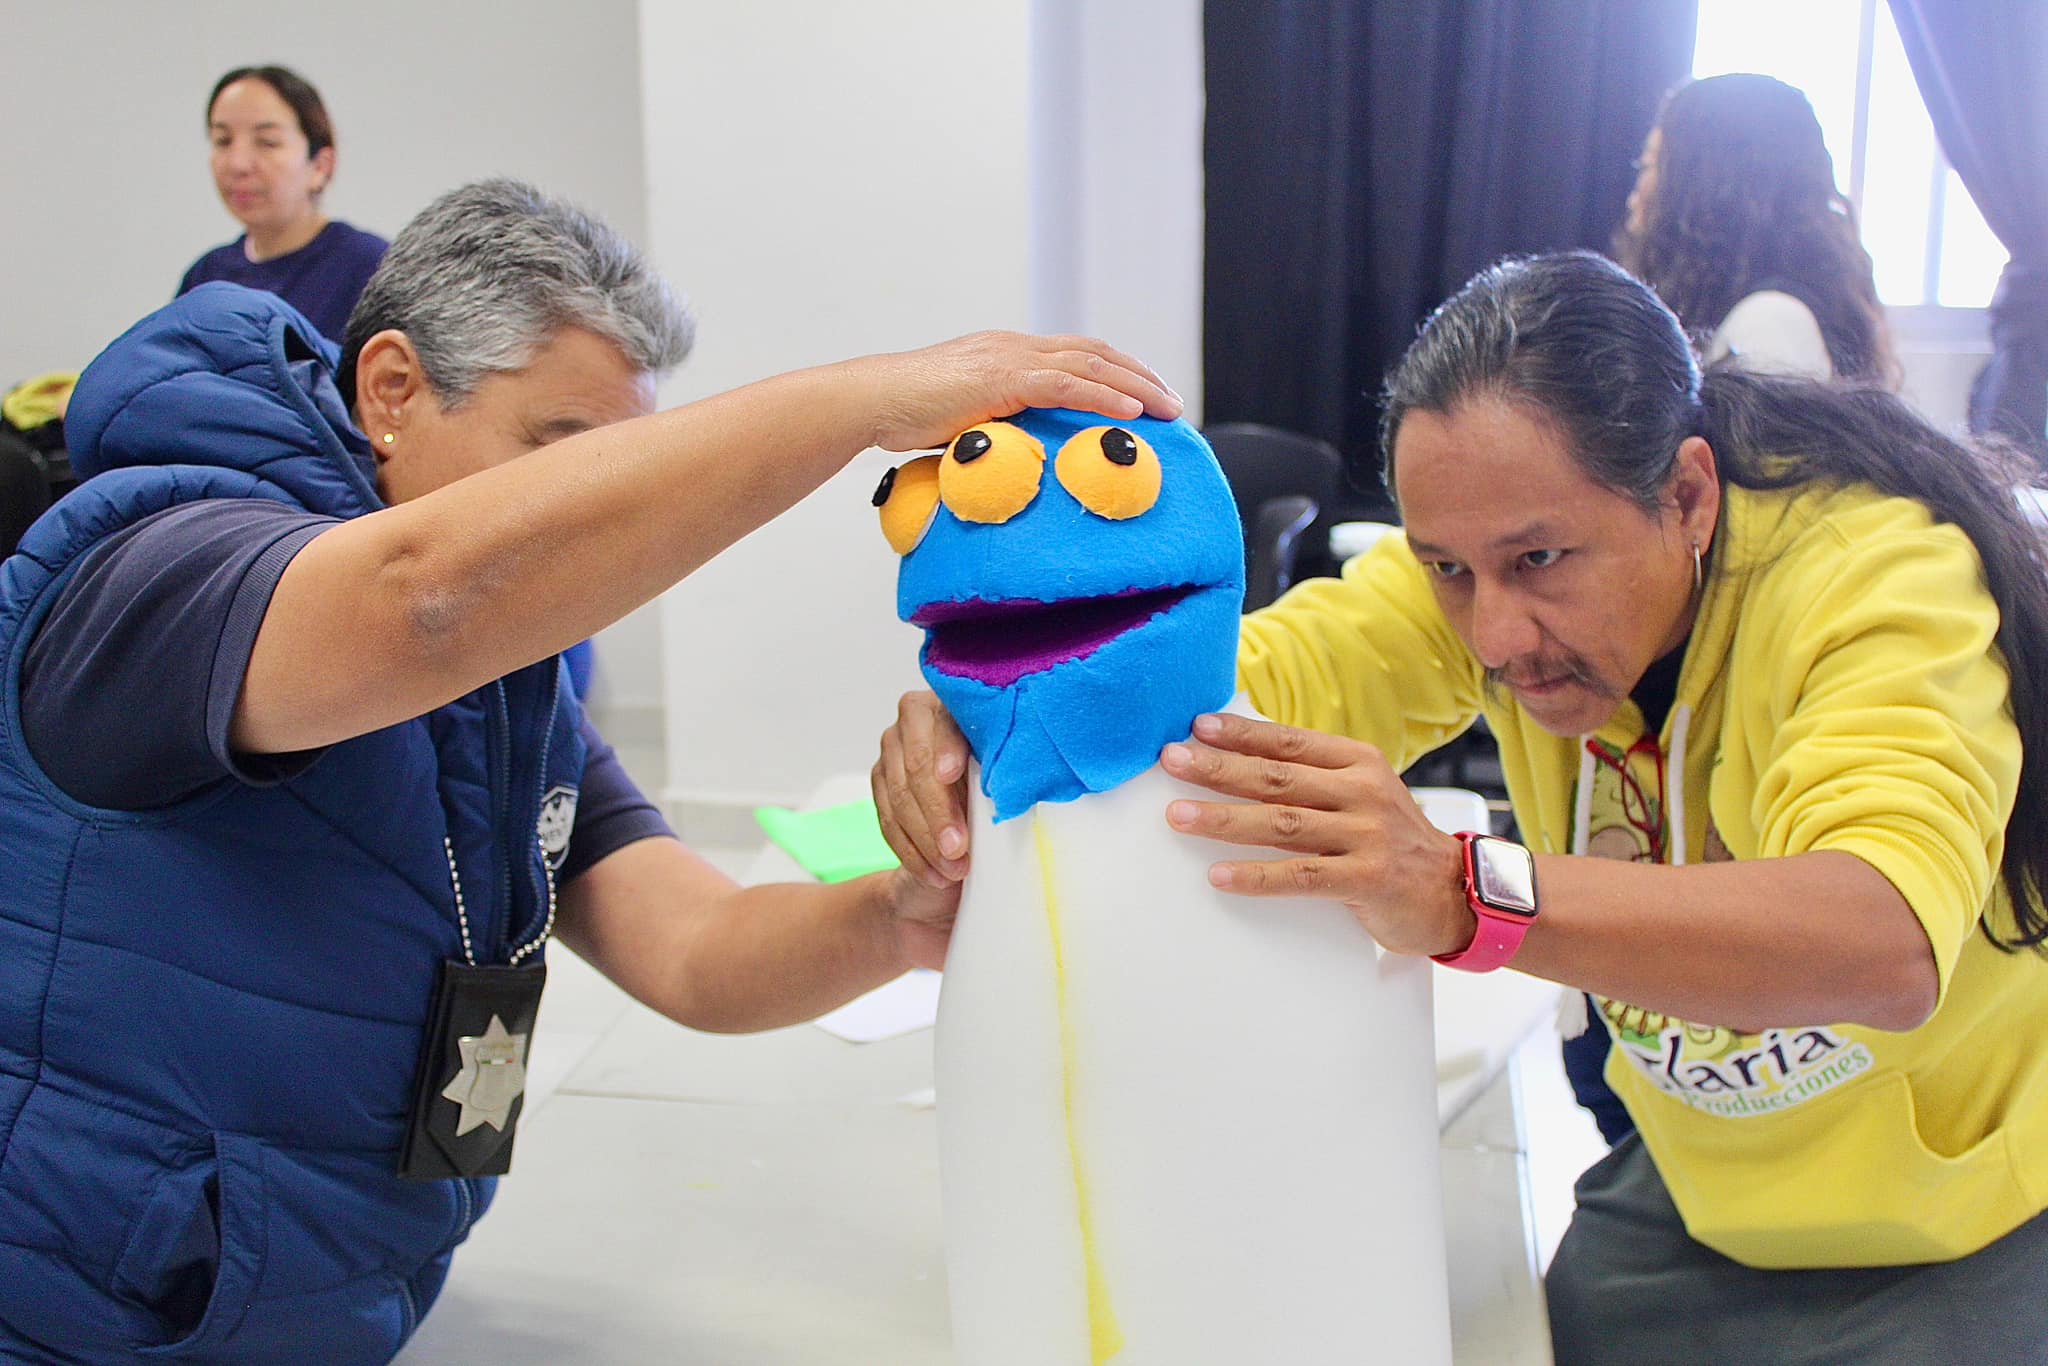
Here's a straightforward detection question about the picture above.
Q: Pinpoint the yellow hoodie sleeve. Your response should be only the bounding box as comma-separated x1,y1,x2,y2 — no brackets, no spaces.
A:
1237,535,1486,772
1743,513,2020,997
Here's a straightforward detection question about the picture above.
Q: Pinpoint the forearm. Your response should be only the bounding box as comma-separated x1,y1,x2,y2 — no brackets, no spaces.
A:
239,362,878,751
1510,850,1940,1032
657,874,911,1034
557,837,914,1035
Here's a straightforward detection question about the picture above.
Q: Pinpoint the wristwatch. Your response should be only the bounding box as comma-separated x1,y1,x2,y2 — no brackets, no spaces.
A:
1431,832,1538,973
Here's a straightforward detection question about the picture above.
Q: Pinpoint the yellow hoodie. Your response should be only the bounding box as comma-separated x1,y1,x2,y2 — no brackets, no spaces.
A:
1239,481,2048,1268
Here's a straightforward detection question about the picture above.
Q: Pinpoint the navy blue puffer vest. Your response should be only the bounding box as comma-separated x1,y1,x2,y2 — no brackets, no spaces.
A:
0,286,586,1363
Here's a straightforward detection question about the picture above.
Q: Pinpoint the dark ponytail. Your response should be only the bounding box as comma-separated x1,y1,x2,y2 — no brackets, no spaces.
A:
1699,369,2048,946
1384,250,2048,948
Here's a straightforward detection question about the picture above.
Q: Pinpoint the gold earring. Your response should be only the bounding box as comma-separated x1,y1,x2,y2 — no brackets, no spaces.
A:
381,432,396,446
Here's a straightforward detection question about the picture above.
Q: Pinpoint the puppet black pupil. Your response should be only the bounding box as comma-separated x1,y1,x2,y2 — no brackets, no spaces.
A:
955,431,993,463
1102,429,1138,466
871,467,897,506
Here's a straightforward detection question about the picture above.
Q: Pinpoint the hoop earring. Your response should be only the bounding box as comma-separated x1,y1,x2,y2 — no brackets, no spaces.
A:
1691,540,1703,594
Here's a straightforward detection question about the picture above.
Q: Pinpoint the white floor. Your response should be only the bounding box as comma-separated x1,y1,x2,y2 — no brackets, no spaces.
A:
400,935,1603,1365
1513,1018,1613,1270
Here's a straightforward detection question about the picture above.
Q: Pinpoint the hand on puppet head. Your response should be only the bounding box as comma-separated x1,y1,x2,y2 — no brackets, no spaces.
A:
875,409,1245,821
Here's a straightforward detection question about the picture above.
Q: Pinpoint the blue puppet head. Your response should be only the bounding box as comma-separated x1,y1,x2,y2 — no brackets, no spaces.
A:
875,408,1245,821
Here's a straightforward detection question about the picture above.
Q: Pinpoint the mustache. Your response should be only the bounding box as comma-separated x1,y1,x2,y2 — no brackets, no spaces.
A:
1483,654,1622,704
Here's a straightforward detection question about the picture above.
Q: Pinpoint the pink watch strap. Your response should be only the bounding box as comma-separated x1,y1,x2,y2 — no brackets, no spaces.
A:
1430,907,1529,972
1431,831,1534,973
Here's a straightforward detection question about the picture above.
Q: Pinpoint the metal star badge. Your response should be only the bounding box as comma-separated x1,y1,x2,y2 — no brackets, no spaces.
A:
440,1013,530,1136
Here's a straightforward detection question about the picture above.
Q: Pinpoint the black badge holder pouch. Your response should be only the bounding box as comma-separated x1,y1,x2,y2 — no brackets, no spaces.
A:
398,959,547,1179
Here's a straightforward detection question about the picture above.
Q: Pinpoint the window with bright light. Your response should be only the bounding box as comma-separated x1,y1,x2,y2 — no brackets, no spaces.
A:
1692,0,2004,309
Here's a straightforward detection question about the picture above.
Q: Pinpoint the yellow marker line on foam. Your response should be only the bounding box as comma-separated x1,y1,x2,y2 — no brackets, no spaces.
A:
1034,815,1125,1363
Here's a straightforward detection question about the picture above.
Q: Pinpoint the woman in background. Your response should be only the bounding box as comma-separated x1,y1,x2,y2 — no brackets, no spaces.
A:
1561,71,1907,1145
1616,71,1898,387
178,64,386,341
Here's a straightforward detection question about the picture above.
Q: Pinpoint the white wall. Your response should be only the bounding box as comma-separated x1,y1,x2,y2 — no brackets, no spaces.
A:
638,0,1206,814
1890,306,1992,437
637,0,1031,813
1033,0,1206,414
0,0,668,755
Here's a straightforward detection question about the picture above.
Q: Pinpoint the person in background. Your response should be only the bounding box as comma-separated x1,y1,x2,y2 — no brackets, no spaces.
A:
0,373,75,557
178,64,387,342
0,177,1179,1363
879,251,2048,1364
180,64,614,695
1616,71,1899,387
1558,70,1907,1147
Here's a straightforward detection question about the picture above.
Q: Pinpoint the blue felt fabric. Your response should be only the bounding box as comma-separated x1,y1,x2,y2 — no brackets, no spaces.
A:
896,408,1244,820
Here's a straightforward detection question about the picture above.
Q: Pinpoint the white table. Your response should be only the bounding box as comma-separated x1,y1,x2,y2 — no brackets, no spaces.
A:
399,787,1559,1364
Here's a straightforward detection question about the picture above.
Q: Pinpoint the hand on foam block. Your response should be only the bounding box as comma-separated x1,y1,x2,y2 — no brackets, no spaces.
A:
1161,710,1474,959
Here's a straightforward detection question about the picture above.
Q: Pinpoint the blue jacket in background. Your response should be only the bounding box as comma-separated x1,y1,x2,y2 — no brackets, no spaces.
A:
0,285,586,1362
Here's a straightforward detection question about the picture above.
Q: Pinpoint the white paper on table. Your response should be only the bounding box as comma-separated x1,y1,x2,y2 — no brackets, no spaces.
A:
812,968,942,1043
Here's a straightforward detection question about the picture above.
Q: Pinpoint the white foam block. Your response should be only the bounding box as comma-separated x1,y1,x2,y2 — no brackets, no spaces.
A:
936,711,1452,1365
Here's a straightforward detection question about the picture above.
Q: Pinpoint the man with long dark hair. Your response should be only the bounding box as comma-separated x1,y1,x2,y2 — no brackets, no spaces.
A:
881,251,2048,1362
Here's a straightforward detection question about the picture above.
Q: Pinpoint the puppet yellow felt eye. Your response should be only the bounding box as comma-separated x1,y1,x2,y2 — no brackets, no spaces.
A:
874,454,943,554
1055,426,1161,520
938,422,1046,524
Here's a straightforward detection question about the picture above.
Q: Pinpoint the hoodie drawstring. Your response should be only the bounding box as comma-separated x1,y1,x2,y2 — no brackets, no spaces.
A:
1571,742,1595,857
1667,704,1692,868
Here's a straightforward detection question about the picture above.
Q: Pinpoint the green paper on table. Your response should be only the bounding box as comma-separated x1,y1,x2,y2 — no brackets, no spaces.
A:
753,799,903,883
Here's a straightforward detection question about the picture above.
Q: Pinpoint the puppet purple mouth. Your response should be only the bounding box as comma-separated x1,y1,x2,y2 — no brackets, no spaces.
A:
913,585,1195,688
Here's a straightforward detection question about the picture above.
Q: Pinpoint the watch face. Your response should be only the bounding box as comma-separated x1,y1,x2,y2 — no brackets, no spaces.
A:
1471,837,1538,917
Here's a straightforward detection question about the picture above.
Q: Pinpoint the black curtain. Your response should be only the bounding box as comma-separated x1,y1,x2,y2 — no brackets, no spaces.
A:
1889,0,2048,459
1203,1,1698,509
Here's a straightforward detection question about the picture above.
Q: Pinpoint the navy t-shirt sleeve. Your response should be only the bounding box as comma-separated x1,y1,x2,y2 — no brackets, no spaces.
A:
20,499,336,809
561,713,676,884
22,496,674,857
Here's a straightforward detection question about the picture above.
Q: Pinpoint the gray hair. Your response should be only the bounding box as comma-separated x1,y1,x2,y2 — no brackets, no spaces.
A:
338,177,693,408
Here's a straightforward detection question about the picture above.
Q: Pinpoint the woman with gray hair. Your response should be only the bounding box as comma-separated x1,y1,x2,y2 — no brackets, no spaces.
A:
0,178,1178,1363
